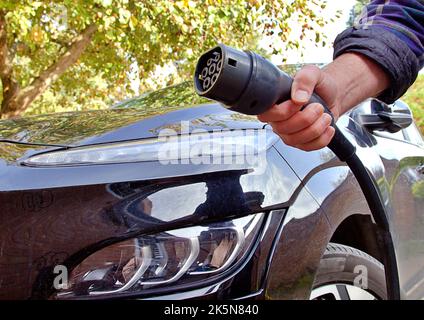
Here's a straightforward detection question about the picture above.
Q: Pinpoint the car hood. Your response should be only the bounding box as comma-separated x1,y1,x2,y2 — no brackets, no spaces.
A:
0,82,263,147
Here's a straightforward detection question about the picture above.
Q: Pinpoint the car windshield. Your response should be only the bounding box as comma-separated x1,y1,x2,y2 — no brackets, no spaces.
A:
111,81,209,111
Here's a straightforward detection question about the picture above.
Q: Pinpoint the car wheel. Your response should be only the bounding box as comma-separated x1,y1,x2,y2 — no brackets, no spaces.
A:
310,243,387,300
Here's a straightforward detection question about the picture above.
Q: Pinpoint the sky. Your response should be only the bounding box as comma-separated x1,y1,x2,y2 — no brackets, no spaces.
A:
289,0,357,63
267,0,357,65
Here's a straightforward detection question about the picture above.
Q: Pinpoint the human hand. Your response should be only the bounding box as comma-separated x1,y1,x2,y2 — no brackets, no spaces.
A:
257,64,341,151
257,52,391,152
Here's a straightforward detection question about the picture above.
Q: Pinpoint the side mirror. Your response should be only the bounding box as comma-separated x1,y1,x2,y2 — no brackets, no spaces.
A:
358,99,413,133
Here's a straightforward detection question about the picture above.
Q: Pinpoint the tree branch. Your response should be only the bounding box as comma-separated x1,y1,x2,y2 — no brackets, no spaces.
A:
21,24,97,101
0,10,12,78
2,23,97,118
0,9,20,114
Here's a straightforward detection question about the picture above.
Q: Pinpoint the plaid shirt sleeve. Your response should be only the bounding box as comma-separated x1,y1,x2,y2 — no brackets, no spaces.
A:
357,0,424,67
333,0,424,103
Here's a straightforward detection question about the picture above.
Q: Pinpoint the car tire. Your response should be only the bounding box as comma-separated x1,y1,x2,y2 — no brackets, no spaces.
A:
310,243,387,300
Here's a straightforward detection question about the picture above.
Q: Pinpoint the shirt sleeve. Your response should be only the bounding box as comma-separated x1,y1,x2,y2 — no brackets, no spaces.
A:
333,0,424,103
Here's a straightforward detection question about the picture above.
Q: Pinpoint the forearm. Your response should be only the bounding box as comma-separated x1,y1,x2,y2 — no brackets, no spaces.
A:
323,52,390,115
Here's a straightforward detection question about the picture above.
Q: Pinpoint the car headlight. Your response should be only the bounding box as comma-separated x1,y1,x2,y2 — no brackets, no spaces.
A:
21,129,277,167
54,213,264,299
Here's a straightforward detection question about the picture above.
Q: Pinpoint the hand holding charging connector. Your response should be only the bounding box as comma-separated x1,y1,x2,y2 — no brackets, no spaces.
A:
257,64,338,152
194,44,355,162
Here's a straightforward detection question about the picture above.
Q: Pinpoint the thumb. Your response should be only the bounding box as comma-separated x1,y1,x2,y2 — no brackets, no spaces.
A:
291,65,323,105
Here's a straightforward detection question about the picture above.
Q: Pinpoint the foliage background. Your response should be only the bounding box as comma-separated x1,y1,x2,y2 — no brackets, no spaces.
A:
0,0,421,133
402,74,424,134
0,0,331,119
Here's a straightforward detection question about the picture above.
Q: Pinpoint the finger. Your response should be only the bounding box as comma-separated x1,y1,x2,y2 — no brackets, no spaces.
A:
282,113,332,146
257,99,302,123
291,65,323,105
295,126,335,151
269,102,324,135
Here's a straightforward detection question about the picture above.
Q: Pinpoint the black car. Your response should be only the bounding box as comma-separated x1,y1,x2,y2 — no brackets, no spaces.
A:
0,82,423,300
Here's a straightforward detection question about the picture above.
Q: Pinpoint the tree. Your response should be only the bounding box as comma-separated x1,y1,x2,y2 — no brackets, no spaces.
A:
347,0,369,27
0,0,329,119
